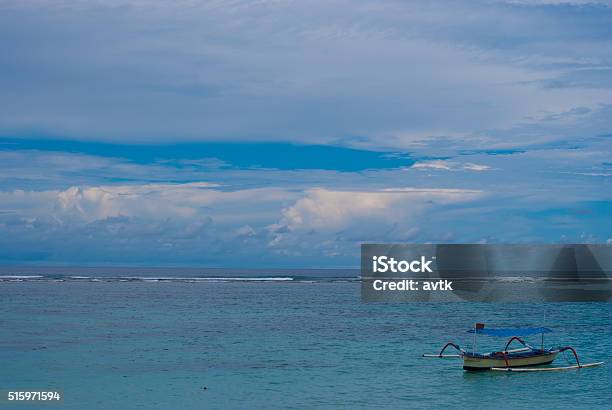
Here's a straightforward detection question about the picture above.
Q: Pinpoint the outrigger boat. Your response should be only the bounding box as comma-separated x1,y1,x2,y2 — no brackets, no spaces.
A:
423,323,604,372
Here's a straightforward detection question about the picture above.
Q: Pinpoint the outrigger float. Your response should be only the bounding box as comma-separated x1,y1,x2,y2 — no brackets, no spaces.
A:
423,323,604,372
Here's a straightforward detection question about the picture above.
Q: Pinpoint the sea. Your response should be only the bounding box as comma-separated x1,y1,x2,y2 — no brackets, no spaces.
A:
0,267,610,409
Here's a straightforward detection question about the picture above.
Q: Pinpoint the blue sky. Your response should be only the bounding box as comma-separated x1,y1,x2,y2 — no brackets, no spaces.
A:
0,0,611,266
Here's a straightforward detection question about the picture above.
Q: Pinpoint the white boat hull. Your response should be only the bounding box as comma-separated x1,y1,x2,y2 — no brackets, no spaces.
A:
463,351,559,371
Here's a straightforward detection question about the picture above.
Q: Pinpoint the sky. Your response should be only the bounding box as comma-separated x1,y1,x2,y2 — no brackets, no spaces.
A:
0,0,611,267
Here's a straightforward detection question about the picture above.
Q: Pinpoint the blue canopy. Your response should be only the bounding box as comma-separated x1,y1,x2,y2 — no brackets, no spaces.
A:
467,327,552,337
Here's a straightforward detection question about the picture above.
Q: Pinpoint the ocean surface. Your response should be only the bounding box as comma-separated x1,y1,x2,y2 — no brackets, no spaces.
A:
0,268,610,409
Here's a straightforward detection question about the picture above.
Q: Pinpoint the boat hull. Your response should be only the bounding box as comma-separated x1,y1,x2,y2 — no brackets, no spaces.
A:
463,351,559,371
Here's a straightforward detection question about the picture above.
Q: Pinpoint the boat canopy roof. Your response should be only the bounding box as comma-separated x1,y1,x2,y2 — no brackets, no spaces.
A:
467,327,552,337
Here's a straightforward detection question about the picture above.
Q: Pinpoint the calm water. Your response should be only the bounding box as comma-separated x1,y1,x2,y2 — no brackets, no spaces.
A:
0,270,610,409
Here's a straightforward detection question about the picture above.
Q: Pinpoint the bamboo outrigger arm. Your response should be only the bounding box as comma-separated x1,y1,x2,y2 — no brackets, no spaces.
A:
504,336,529,351
422,342,464,358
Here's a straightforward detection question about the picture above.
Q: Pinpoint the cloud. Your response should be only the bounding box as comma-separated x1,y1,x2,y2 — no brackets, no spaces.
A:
0,0,610,147
0,182,300,264
0,182,299,230
1,0,611,268
55,182,220,222
411,160,492,172
0,184,485,264
501,1,612,6
0,172,610,265
267,187,483,250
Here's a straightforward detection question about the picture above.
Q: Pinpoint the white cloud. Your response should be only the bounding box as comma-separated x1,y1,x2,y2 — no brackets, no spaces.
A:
55,183,219,221
0,181,302,264
411,160,493,172
464,163,492,171
0,183,485,263
235,225,256,237
268,187,483,248
1,182,294,225
0,174,609,264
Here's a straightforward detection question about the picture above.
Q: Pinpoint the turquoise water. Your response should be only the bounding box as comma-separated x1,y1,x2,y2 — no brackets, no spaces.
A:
1,276,610,409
